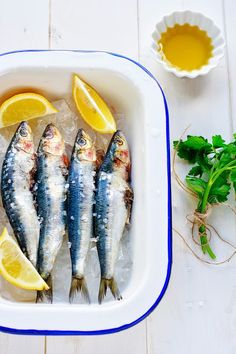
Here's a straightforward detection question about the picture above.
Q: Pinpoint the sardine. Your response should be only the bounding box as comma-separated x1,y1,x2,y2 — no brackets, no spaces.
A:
67,129,96,303
95,130,133,303
36,124,68,302
1,121,39,266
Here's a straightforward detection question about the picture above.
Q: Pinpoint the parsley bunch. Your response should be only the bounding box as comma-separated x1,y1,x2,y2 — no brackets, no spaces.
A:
174,134,236,259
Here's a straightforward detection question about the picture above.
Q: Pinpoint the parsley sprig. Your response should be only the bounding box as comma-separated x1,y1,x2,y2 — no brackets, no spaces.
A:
174,134,236,259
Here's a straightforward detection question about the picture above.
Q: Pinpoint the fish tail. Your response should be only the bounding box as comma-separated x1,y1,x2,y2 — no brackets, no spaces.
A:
98,278,122,304
69,277,90,303
36,275,52,304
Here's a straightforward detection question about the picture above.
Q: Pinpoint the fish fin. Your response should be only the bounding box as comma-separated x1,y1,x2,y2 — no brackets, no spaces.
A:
69,277,90,303
98,278,122,304
124,186,134,225
36,275,52,304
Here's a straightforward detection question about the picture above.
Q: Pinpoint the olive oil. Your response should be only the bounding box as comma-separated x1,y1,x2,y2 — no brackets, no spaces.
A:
158,24,213,71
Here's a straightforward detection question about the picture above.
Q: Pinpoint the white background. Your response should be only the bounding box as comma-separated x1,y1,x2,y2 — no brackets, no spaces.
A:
0,0,236,353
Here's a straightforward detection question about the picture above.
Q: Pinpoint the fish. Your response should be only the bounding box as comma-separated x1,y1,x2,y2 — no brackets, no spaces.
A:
1,121,39,267
36,124,68,302
67,129,96,303
95,130,133,304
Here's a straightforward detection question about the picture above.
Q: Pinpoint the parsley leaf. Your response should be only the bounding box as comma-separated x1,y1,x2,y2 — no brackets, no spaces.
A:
186,176,207,198
212,135,225,148
173,133,236,259
196,151,213,172
230,169,236,193
209,175,231,203
188,165,203,177
173,140,198,163
183,135,210,149
174,136,212,164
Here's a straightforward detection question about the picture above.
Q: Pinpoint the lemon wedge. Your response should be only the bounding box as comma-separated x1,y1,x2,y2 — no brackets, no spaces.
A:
0,93,58,128
73,74,116,133
0,228,49,291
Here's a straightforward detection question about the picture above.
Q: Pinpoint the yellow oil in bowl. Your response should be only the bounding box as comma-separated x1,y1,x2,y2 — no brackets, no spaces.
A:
158,24,213,71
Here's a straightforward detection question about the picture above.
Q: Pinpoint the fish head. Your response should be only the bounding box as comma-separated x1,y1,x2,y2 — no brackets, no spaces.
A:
15,121,34,154
74,129,96,162
40,124,65,156
111,130,130,167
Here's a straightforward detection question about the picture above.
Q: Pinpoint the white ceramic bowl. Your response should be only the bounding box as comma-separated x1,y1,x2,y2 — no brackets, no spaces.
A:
0,50,172,335
151,11,225,78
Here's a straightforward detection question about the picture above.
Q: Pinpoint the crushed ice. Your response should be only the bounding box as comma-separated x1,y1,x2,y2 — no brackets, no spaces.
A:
0,99,132,304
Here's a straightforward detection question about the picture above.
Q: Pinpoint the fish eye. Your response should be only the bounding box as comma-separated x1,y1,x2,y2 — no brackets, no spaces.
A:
20,128,28,137
115,137,123,146
78,137,86,146
45,130,54,139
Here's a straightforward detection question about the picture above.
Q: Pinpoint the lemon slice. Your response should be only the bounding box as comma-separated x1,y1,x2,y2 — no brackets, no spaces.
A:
0,228,49,291
0,93,58,128
73,74,116,133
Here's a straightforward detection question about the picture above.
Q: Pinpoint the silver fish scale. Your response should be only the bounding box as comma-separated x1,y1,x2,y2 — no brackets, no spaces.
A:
1,146,39,267
68,161,95,278
96,171,128,279
37,154,67,279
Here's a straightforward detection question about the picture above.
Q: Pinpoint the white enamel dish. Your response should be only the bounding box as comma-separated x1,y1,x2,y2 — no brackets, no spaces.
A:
0,50,172,335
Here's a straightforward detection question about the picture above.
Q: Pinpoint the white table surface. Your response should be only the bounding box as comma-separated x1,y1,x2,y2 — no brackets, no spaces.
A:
0,0,236,353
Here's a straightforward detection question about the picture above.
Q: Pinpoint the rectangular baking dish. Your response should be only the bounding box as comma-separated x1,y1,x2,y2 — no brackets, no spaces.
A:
0,50,172,335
